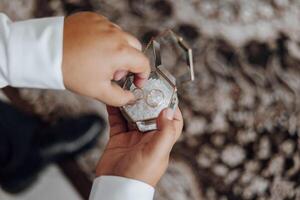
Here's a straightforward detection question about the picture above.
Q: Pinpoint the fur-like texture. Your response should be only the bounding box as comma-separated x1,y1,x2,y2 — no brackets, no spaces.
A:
18,89,106,120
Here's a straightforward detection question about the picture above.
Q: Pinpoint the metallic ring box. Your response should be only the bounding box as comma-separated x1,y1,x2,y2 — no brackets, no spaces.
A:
120,30,194,132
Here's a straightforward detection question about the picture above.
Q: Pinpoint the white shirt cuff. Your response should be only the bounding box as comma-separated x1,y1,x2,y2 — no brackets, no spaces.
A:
89,176,154,200
6,16,65,89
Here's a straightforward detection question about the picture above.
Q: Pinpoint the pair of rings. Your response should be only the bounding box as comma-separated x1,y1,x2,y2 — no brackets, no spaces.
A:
132,88,165,108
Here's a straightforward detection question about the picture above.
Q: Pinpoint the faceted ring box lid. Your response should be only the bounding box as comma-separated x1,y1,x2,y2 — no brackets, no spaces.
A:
120,30,194,132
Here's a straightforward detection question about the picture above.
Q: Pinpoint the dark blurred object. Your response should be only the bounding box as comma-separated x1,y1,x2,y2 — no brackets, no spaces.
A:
0,101,104,194
61,0,93,15
151,0,173,17
177,24,199,42
244,41,272,67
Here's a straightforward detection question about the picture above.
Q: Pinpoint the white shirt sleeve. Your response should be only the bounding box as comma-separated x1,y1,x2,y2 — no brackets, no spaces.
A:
0,13,65,89
89,176,155,200
0,13,154,200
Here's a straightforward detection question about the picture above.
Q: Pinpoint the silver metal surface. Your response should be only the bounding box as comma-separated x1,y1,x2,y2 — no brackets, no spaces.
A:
120,30,194,132
121,72,176,122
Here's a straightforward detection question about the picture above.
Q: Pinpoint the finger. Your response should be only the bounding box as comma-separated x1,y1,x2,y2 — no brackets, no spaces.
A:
172,107,183,140
133,71,149,89
110,123,128,136
107,106,125,126
104,82,135,107
108,112,126,127
116,46,150,88
106,106,128,136
156,108,177,145
107,106,121,115
113,70,128,81
95,13,109,21
122,31,142,51
150,108,183,156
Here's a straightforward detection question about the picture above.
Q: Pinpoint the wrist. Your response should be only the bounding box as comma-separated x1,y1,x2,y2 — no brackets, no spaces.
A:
90,175,155,200
96,163,164,187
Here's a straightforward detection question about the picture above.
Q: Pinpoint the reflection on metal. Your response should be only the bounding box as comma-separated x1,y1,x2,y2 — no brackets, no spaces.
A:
120,30,194,132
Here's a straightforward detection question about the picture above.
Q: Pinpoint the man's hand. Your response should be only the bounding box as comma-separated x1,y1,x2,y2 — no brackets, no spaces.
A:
96,106,183,187
62,12,150,106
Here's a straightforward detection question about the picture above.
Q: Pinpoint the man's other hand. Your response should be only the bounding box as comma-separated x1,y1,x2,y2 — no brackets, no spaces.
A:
62,12,150,106
96,106,183,187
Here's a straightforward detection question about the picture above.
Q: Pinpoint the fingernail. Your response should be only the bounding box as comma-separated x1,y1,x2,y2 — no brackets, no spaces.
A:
164,108,174,120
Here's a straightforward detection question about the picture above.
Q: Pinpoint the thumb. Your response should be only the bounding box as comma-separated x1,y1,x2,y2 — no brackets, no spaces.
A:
103,82,135,107
151,108,177,155
157,108,175,130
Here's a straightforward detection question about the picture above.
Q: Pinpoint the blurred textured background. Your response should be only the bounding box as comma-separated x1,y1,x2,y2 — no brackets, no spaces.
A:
1,0,300,200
